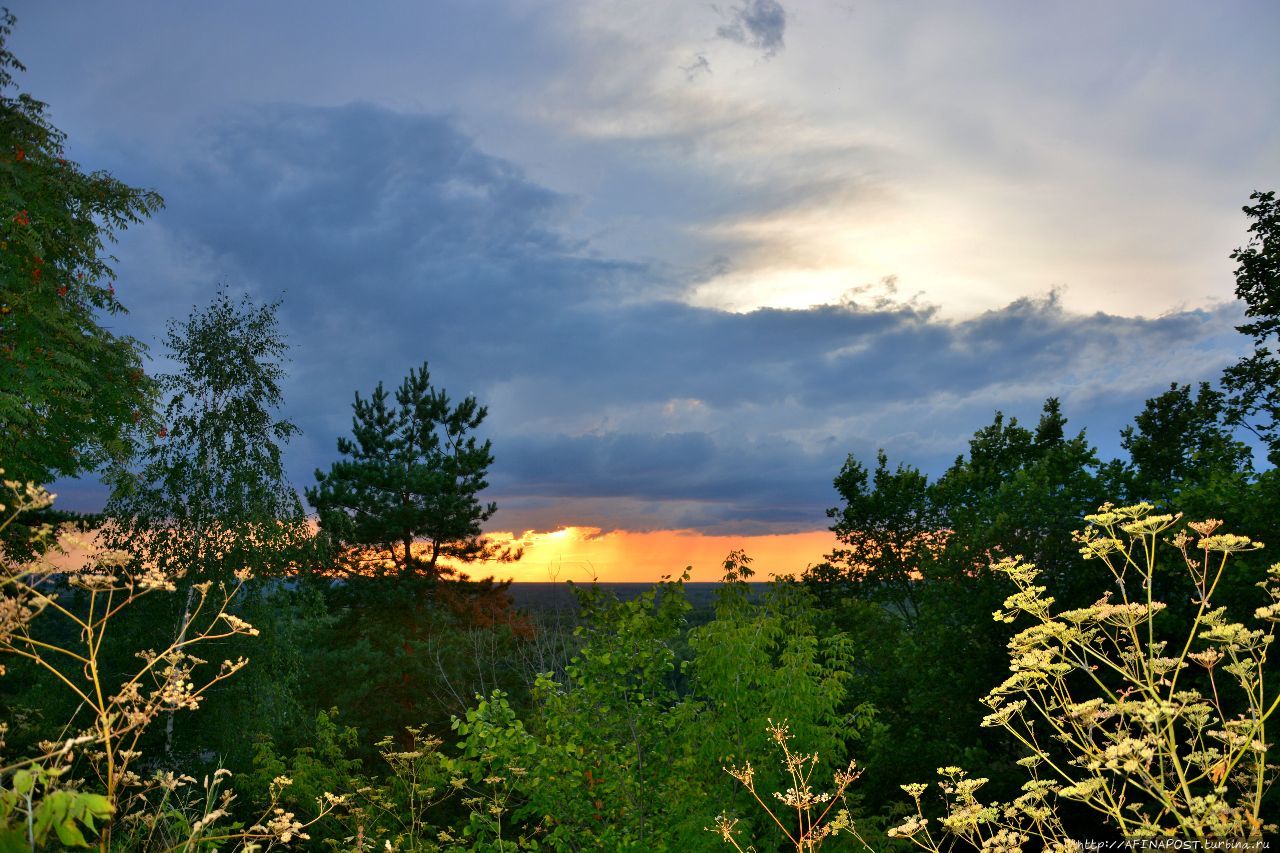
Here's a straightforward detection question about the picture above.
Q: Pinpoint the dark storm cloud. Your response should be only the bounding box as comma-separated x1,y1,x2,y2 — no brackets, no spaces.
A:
86,102,1249,533
715,0,787,57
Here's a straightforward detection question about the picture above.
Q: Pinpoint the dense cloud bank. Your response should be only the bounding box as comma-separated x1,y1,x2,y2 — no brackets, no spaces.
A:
54,104,1248,533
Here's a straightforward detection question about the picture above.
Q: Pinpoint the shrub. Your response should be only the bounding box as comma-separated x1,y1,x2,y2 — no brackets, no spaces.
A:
889,502,1278,847
0,476,335,848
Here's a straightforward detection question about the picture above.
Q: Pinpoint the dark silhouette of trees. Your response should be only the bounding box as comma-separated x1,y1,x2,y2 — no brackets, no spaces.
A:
1222,190,1280,463
308,362,511,579
1120,382,1253,506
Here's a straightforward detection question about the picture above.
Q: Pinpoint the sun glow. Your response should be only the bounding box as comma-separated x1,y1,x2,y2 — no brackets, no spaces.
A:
476,526,836,584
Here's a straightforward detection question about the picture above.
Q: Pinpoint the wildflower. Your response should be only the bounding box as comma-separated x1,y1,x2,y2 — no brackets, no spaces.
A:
980,827,1029,851
1198,533,1262,553
710,813,740,842
1077,535,1124,559
1114,502,1155,519
137,566,176,591
887,815,928,838
191,808,230,833
219,613,260,636
1062,698,1106,724
252,808,309,844
1120,513,1177,535
991,556,1039,584
1188,519,1224,537
981,700,1026,728
1083,508,1123,526
726,761,755,788
1256,602,1280,622
1200,621,1265,649
1094,736,1155,773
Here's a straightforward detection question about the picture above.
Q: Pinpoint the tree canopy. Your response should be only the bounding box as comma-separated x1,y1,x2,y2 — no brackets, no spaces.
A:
0,10,162,485
1222,190,1280,464
308,362,511,579
103,289,309,582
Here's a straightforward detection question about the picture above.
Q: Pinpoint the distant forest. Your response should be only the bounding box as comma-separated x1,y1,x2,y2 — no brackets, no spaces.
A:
3,9,1279,851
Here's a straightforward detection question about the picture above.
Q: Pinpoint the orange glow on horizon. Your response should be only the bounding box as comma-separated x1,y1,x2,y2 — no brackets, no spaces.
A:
39,522,836,585
472,526,837,583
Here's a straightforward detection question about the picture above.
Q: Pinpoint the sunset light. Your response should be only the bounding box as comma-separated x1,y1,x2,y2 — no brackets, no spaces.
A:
477,526,835,583
7,2,1277,845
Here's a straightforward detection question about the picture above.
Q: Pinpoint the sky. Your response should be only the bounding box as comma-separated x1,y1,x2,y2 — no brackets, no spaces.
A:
11,1,1279,581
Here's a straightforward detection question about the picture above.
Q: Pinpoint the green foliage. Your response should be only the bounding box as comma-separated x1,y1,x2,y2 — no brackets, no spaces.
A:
414,565,872,851
307,576,535,755
0,10,161,486
1222,190,1280,464
0,478,265,850
804,399,1112,815
97,289,315,773
680,553,871,844
247,709,366,846
1121,382,1253,507
808,450,939,623
0,765,112,850
713,720,871,852
104,289,310,583
890,503,1280,846
309,362,513,579
509,576,693,849
935,399,1105,593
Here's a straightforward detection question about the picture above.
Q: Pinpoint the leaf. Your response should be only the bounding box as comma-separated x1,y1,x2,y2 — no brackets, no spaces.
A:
0,828,31,853
10,770,32,796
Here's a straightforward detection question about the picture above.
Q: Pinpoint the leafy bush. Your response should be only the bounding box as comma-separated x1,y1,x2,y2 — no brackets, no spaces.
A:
889,502,1279,847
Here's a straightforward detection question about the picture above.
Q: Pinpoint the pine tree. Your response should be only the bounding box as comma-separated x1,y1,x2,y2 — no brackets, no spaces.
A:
308,362,510,579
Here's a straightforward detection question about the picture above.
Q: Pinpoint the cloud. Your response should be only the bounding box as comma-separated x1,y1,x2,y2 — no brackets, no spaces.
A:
715,0,787,57
56,102,1252,536
681,54,712,81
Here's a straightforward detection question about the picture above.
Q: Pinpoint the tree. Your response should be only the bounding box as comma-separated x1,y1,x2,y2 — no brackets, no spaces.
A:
1120,382,1253,505
802,400,1110,815
933,399,1104,591
806,450,940,624
104,289,309,582
1222,190,1280,464
101,290,314,765
0,10,162,485
308,362,510,579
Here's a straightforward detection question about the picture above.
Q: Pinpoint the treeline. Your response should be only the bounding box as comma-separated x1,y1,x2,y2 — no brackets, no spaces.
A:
3,8,1279,849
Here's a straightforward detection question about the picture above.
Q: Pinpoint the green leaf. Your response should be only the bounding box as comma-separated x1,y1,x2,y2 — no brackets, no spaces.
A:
9,771,32,796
